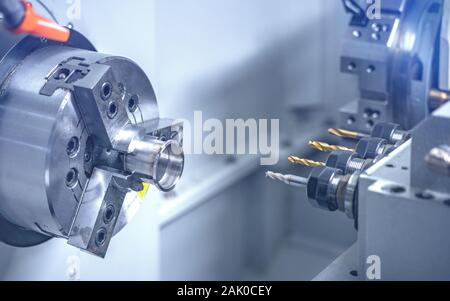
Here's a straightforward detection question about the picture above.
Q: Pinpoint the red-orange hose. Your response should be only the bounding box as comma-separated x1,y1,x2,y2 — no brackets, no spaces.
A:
12,1,70,42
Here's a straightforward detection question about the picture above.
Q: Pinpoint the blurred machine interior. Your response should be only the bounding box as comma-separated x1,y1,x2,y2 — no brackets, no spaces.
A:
0,0,449,281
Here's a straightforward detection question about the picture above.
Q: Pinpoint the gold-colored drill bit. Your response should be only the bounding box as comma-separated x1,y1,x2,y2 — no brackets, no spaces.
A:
328,128,370,140
288,156,326,167
309,140,355,153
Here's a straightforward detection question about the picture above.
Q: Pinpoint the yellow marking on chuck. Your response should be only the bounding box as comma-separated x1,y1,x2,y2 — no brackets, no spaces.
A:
138,183,150,200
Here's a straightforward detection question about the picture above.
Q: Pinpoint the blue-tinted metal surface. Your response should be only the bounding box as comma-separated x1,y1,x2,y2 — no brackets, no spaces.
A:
0,29,95,247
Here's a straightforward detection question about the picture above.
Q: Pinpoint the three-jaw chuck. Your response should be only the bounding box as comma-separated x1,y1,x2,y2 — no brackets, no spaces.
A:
0,30,184,257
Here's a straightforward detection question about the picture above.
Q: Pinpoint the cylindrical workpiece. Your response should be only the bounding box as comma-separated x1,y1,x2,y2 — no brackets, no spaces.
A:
124,136,184,192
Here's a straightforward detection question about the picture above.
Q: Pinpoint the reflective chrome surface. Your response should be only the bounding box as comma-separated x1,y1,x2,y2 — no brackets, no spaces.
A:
0,30,184,256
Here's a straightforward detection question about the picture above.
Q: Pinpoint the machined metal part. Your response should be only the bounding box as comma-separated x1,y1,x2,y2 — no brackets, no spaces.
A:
124,135,184,192
0,30,184,257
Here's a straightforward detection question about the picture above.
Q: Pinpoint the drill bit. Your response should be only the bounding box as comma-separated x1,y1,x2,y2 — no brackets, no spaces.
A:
328,128,370,140
265,171,308,188
309,140,355,153
288,156,326,167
